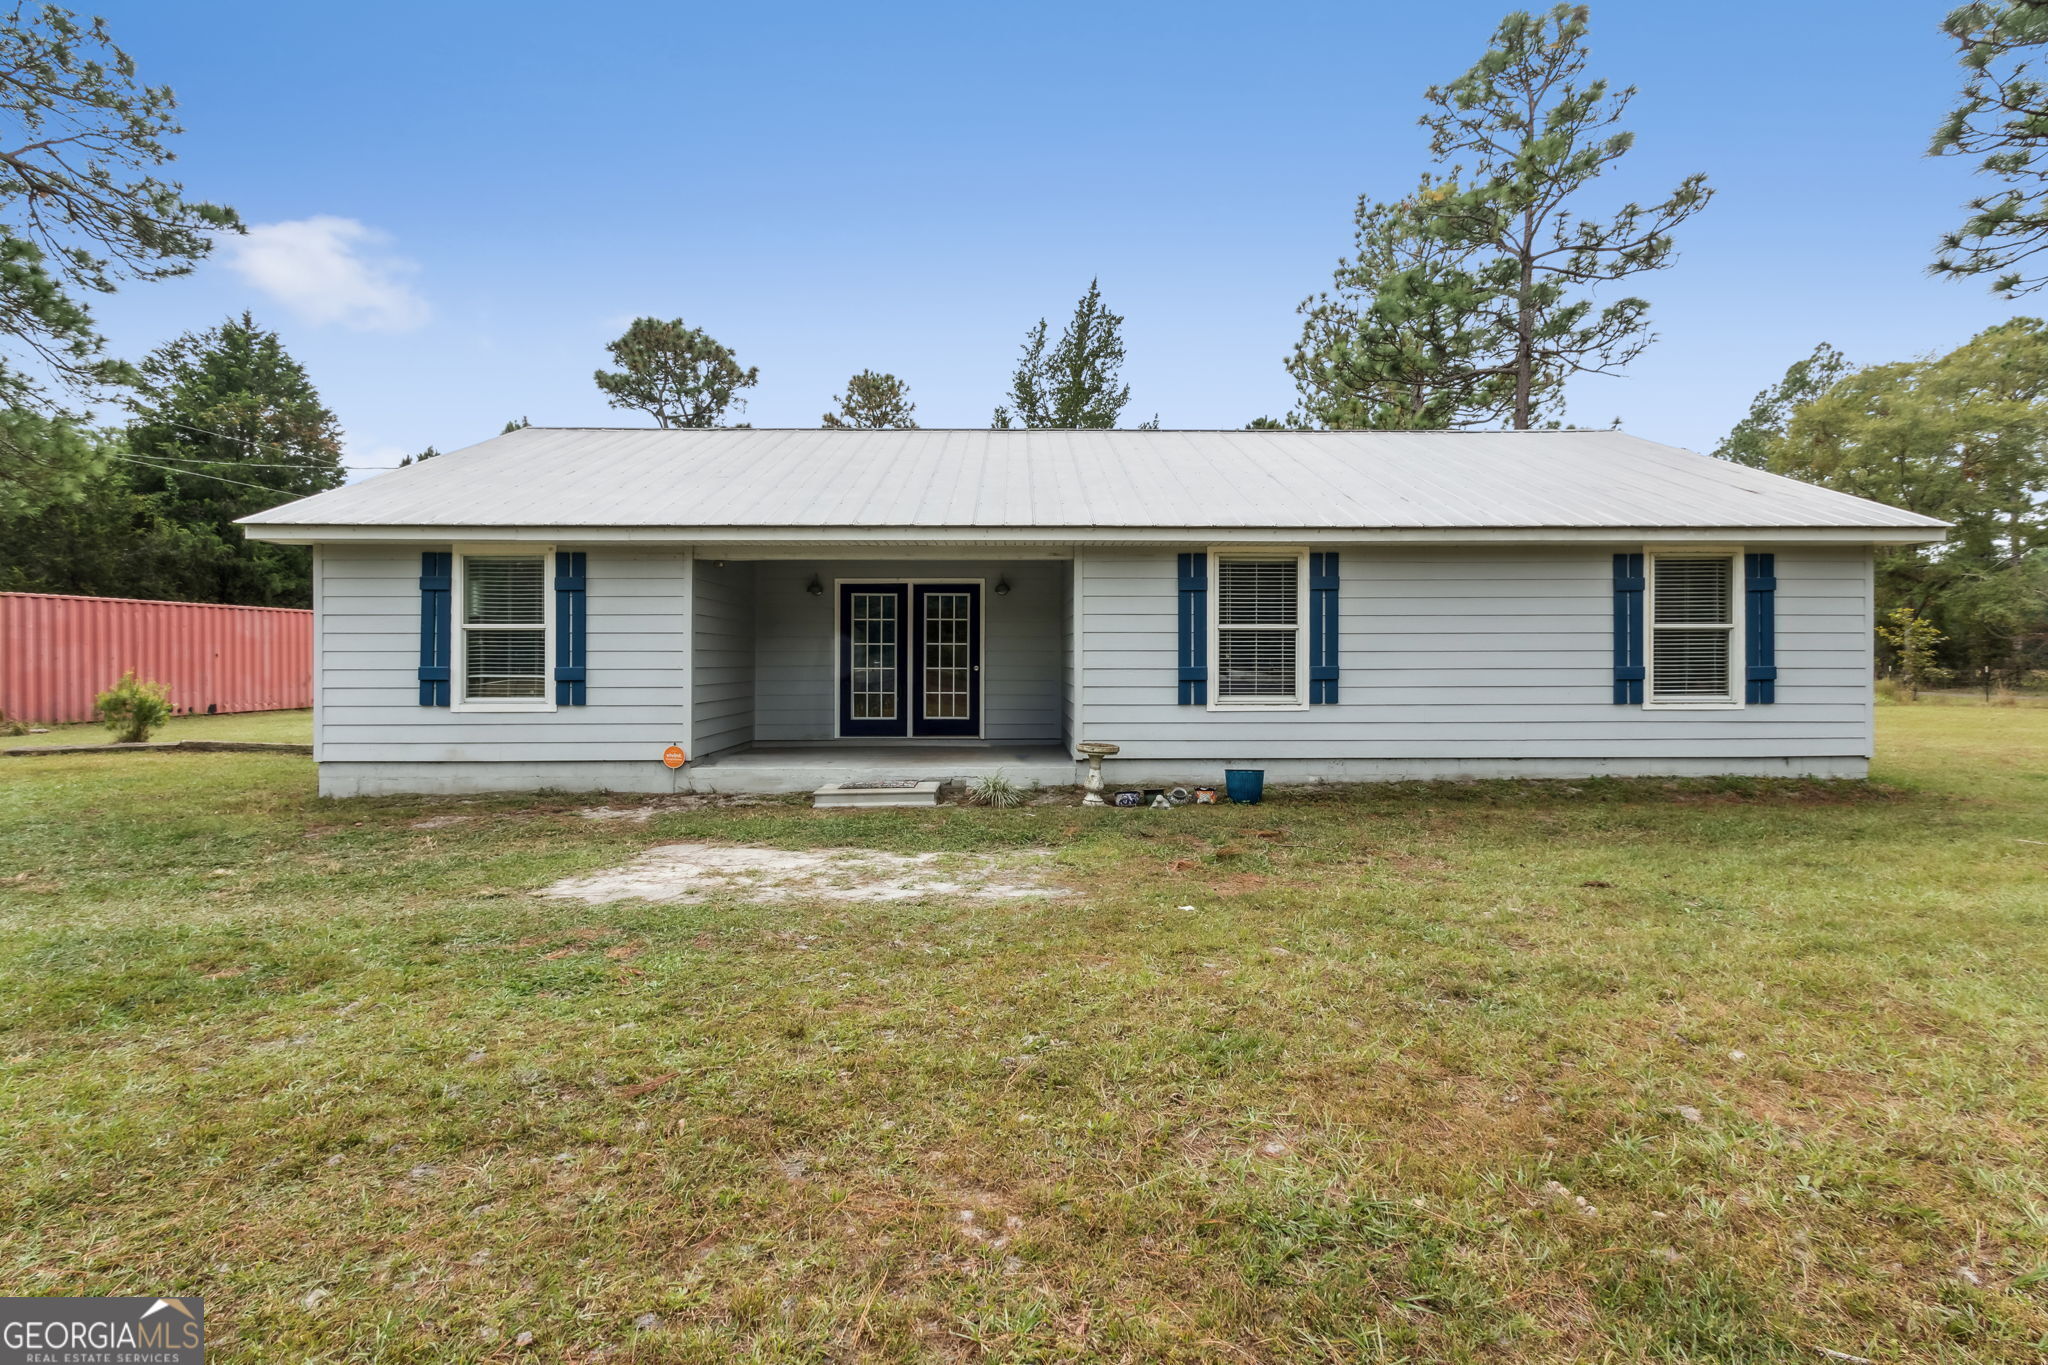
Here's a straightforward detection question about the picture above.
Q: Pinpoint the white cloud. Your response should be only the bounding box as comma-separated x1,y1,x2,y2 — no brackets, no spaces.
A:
224,216,429,332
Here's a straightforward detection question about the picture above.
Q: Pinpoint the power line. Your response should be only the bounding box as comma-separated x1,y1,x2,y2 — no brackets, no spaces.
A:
108,451,299,495
113,450,404,471
122,415,403,470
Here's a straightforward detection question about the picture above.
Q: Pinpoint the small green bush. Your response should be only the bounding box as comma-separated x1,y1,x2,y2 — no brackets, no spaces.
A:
965,768,1034,808
94,671,173,743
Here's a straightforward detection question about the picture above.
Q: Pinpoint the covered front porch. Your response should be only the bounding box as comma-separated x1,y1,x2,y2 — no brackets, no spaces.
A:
684,554,1079,794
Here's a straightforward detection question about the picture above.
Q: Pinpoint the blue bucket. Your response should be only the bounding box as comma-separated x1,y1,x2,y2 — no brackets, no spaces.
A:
1224,769,1264,804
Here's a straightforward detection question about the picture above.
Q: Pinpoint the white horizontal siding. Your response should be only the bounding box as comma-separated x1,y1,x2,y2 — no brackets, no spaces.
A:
1077,544,1874,764
315,544,689,765
692,559,753,759
317,540,1876,779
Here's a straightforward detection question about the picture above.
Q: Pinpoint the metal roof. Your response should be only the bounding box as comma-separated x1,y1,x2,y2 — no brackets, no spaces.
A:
240,427,1949,537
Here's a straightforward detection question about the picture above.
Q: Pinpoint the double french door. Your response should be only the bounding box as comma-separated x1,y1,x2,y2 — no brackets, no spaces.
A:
838,582,981,738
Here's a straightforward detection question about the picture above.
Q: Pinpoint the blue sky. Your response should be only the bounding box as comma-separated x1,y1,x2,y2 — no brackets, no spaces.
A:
85,0,2022,475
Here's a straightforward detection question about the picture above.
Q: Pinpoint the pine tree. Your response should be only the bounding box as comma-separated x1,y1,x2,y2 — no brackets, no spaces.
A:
594,317,758,428
0,6,238,515
1932,0,2048,294
120,313,346,605
1711,344,1852,468
1287,179,1518,429
1410,5,1712,428
992,280,1133,429
822,371,917,428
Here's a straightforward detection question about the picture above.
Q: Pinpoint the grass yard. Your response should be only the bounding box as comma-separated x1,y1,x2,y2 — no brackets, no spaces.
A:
2,708,2045,1363
5,707,316,747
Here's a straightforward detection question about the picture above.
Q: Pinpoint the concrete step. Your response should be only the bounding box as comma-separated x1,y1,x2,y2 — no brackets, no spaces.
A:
811,779,944,808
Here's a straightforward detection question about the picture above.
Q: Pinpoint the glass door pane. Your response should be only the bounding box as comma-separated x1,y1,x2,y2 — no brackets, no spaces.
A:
849,591,899,720
921,591,972,720
911,583,979,737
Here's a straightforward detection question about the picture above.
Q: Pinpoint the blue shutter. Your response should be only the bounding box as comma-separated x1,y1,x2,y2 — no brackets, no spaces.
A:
1745,552,1777,704
1612,552,1645,704
554,551,587,706
1177,552,1207,705
1308,551,1339,704
418,551,452,706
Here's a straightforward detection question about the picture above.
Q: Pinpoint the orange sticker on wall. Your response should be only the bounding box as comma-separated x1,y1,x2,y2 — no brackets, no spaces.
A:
662,745,686,769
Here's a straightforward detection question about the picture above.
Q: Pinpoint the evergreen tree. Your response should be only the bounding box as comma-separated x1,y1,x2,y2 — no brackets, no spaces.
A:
0,421,191,597
0,5,238,515
822,371,917,428
1408,5,1712,428
1932,0,2048,294
502,416,531,432
119,313,346,605
594,317,757,428
399,445,441,466
1711,343,1852,468
992,280,1132,429
1287,179,1518,429
1731,320,2048,686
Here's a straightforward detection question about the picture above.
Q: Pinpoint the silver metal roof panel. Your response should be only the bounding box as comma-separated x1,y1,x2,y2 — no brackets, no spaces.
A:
239,427,1950,535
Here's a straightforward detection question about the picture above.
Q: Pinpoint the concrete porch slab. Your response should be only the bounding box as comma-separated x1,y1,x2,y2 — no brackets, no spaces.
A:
688,743,1077,796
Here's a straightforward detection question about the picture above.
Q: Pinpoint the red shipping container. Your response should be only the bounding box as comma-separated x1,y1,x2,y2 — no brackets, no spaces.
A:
0,592,312,725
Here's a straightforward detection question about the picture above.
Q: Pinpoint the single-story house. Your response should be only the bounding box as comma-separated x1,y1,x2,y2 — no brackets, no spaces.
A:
239,427,1948,797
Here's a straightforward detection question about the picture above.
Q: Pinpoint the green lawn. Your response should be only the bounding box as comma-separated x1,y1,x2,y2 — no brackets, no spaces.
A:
5,707,314,747
1,707,2044,1362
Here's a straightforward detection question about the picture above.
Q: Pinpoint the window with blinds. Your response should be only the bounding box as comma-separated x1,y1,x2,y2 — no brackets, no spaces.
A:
1213,553,1304,704
1649,554,1735,703
461,553,549,701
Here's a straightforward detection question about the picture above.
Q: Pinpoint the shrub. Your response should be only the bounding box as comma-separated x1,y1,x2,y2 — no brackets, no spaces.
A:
1873,677,1908,705
0,709,25,737
1874,607,1950,700
94,671,173,743
965,768,1034,808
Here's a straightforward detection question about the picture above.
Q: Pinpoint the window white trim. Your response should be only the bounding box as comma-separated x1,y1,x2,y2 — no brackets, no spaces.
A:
1206,545,1309,712
451,542,557,713
1643,545,1744,711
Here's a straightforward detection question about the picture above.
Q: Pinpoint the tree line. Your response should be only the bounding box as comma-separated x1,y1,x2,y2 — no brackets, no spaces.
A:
1,0,2045,676
586,275,1146,433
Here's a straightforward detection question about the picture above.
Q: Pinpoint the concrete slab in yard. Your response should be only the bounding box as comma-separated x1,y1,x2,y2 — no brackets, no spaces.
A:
539,842,1064,905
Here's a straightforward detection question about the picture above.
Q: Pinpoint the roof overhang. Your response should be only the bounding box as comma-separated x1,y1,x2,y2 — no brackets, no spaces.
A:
243,524,1950,549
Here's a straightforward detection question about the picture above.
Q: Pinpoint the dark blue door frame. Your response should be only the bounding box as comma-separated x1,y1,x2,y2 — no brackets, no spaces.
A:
838,583,909,737
910,583,981,739
837,581,981,739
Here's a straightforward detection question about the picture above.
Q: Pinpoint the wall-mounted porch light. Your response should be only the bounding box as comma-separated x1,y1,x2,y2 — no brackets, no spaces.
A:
806,574,824,596
994,575,1011,596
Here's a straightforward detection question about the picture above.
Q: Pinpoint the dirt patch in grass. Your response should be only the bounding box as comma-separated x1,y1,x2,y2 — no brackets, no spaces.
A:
577,794,769,822
538,842,1067,904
